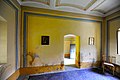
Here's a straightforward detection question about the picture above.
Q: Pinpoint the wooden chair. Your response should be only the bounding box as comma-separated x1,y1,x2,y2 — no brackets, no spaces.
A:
102,55,116,75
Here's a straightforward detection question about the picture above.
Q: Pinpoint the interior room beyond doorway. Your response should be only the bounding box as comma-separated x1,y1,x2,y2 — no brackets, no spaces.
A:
64,34,76,66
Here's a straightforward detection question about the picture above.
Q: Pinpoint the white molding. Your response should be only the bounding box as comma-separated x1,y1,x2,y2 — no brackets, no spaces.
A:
20,0,50,5
21,2,50,8
17,0,22,5
49,0,56,8
90,0,105,14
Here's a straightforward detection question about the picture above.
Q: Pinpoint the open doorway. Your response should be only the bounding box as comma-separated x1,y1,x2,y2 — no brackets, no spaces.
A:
64,34,77,69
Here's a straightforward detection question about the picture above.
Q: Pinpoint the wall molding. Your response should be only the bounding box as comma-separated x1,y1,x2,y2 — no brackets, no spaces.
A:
7,69,20,80
21,0,50,5
21,6,103,21
56,0,97,11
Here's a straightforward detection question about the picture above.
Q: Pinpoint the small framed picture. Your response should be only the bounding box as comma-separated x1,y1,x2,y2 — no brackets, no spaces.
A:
41,36,49,45
88,37,94,45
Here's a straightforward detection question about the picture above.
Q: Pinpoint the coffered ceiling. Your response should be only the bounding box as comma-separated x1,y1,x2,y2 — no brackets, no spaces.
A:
18,0,120,17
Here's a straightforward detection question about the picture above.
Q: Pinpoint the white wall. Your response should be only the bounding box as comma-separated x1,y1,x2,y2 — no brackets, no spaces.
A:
0,20,7,64
109,18,120,65
0,0,20,79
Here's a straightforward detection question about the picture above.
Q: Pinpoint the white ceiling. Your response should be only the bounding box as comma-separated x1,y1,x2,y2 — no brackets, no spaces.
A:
17,0,120,17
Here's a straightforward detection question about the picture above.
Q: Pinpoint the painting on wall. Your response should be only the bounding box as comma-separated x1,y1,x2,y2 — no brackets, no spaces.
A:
88,37,94,45
41,36,49,45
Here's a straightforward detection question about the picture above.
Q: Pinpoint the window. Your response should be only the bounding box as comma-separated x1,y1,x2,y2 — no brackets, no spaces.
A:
117,28,120,55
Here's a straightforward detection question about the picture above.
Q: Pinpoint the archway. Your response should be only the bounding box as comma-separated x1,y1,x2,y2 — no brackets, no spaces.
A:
64,34,80,69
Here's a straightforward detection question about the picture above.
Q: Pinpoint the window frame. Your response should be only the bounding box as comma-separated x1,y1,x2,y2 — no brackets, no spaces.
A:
117,28,120,55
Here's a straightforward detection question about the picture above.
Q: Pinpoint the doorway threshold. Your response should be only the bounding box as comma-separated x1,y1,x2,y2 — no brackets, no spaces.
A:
65,65,79,71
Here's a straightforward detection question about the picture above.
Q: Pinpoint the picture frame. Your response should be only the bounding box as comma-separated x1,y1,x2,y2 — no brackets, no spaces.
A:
88,37,94,45
41,36,49,45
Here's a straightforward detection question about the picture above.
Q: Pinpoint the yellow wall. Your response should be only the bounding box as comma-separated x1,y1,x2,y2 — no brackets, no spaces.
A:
0,0,119,79
22,8,101,67
0,0,21,79
64,41,70,55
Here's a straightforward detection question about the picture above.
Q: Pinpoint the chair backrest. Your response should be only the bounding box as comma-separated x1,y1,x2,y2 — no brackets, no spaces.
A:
102,54,106,62
109,56,116,63
102,54,116,63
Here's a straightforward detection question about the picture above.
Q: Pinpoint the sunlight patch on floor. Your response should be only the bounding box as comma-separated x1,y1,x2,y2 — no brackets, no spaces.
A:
64,58,75,65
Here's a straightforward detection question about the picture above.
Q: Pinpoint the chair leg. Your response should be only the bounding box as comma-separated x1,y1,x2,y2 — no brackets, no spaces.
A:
103,65,105,73
113,67,115,75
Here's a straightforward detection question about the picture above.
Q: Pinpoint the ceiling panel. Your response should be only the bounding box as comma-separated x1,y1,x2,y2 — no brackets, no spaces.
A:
21,0,50,5
92,0,120,14
18,0,120,17
56,0,97,10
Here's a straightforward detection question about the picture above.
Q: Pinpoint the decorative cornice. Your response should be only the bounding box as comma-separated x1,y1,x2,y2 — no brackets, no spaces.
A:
56,0,97,11
21,0,50,5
